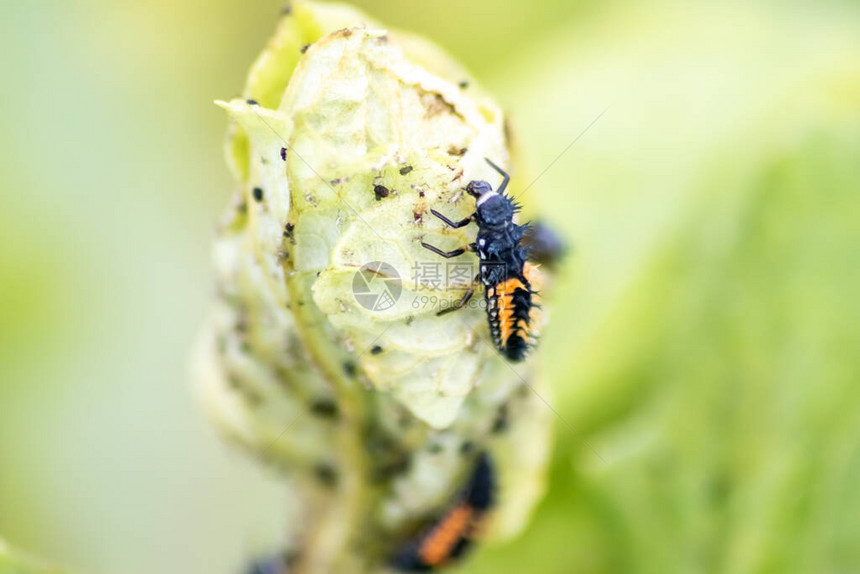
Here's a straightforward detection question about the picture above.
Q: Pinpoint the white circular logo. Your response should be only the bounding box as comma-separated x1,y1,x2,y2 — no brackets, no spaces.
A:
352,262,402,312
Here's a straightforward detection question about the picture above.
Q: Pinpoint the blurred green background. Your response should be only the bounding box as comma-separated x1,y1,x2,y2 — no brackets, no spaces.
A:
2,1,859,573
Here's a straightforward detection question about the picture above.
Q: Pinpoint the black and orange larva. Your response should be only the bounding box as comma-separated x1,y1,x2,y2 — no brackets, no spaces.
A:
391,452,495,571
421,158,539,362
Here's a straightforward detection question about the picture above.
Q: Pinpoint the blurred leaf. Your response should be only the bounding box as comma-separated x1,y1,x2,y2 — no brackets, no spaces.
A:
0,541,66,574
461,2,860,573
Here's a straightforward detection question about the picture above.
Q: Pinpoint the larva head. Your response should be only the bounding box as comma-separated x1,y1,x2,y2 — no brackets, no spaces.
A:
471,185,514,228
465,179,493,199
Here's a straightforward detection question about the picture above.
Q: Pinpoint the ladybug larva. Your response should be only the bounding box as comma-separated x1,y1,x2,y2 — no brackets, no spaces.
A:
421,159,539,362
391,452,495,571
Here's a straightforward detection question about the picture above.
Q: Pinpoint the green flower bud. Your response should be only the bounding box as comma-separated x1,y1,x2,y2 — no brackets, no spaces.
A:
193,2,552,570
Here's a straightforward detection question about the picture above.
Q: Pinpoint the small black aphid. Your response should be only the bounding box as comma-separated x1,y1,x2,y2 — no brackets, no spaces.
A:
300,43,310,53
309,398,339,419
314,463,338,487
246,99,259,105
397,411,413,428
252,187,264,202
400,165,414,175
374,185,391,200
421,158,539,362
342,361,357,377
370,345,383,355
491,404,509,434
458,81,469,89
371,453,412,483
280,147,287,161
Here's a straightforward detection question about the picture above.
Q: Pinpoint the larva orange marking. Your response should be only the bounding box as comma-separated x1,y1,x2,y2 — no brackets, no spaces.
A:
418,505,474,566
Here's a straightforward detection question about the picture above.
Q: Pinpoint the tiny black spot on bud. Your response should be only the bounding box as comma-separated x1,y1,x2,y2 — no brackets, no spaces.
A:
399,165,413,175
310,399,339,419
280,147,287,161
246,551,294,574
246,99,259,105
459,81,469,89
366,434,394,455
418,190,425,198
460,441,475,455
374,185,390,200
252,187,264,202
314,463,338,487
370,345,383,355
300,43,310,54
371,454,411,483
343,361,357,377
243,388,263,407
398,412,413,428
492,404,509,434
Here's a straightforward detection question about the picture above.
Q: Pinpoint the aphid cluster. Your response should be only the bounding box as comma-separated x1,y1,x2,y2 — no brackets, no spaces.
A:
422,159,539,362
391,452,496,571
